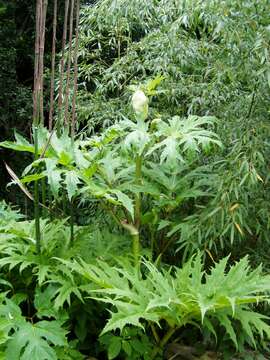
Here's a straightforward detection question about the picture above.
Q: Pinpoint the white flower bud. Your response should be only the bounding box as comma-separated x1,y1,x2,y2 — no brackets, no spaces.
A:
131,90,149,120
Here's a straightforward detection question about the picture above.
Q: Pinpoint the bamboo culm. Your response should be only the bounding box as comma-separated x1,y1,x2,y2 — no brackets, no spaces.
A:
64,0,75,129
49,0,58,131
38,0,48,125
33,0,41,122
71,0,80,138
58,0,70,134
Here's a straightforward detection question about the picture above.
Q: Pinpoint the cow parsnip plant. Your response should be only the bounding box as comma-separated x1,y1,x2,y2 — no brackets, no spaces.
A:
0,87,221,262
1,88,270,358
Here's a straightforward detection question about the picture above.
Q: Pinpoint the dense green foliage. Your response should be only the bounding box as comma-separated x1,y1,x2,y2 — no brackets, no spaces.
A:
0,0,270,359
75,0,270,255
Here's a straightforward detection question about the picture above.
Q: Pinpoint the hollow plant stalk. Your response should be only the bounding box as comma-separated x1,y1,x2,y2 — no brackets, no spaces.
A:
70,199,74,245
150,326,176,359
133,154,143,264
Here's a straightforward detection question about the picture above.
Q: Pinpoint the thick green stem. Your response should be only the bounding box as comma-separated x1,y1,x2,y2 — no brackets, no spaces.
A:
70,199,74,245
132,232,140,266
34,126,41,255
150,226,155,260
70,139,75,246
134,155,142,228
150,326,176,359
41,177,46,216
48,190,53,221
62,192,67,214
150,323,160,344
121,222,140,267
131,155,142,266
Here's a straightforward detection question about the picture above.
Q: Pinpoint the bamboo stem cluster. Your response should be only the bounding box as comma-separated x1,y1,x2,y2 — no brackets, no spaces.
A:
33,0,81,253
57,0,80,136
49,0,58,131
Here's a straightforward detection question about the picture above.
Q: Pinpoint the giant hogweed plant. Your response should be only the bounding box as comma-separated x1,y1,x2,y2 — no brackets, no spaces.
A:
2,90,270,357
0,84,221,262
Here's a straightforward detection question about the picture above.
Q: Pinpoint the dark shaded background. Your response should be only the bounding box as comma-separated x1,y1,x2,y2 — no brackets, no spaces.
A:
0,0,91,206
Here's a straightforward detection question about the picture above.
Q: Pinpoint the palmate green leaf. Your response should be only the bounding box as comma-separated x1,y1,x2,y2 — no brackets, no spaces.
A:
119,181,160,197
35,264,52,286
73,254,270,348
0,245,53,287
34,285,60,319
45,159,63,197
1,131,33,152
0,298,68,360
217,312,238,349
48,273,84,310
74,146,90,169
0,299,23,339
120,118,151,155
124,129,151,156
122,340,132,357
64,171,81,201
83,181,109,198
101,309,159,335
0,250,37,273
0,128,50,155
83,180,134,219
0,318,13,343
53,282,83,310
234,309,270,349
5,320,67,360
50,132,74,166
99,153,122,183
0,140,33,153
111,190,134,220
0,279,12,290
155,136,184,164
147,116,221,163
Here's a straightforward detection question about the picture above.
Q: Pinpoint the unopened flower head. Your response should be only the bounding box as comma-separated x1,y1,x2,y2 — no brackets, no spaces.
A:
132,90,149,120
